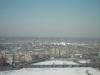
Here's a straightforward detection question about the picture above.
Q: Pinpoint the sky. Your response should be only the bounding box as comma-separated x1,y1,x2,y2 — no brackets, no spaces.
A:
0,0,100,38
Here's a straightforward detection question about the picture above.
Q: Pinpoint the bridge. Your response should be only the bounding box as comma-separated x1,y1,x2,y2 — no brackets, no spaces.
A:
1,58,99,71
23,58,99,68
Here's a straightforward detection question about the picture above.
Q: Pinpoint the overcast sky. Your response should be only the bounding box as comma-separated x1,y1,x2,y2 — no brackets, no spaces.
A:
0,0,100,38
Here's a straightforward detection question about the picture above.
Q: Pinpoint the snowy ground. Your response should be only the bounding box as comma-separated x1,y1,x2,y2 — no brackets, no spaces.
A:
78,59,91,64
0,67,100,75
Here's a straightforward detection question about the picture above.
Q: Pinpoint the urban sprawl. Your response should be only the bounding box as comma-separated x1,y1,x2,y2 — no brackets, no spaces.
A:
0,38,100,70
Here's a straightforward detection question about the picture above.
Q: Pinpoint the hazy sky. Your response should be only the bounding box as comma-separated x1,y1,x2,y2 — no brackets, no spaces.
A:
0,0,100,38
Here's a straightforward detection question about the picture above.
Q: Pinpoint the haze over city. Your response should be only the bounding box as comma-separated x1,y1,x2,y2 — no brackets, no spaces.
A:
0,0,100,38
0,1,100,75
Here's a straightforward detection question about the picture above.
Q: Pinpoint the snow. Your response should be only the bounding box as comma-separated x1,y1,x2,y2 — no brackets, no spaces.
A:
0,67,100,75
78,60,90,64
0,60,100,75
50,42,66,46
32,60,80,65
